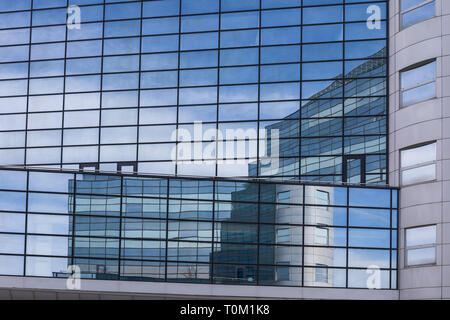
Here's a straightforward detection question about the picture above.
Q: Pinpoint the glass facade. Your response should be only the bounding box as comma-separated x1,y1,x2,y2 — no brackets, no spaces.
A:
0,167,398,289
0,0,388,183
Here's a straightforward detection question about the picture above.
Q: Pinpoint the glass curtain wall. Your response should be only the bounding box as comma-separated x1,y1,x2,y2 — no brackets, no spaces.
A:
0,0,388,183
0,167,398,289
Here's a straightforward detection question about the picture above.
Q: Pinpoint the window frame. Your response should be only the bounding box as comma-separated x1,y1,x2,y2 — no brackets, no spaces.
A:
315,264,328,283
405,224,437,267
400,141,437,186
400,59,436,107
400,0,435,30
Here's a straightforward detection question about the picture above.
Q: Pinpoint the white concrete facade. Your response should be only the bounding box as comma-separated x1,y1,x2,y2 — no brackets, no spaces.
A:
0,276,398,300
389,0,450,299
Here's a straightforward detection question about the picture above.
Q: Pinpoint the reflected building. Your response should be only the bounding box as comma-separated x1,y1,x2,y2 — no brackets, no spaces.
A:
8,0,450,301
259,47,387,184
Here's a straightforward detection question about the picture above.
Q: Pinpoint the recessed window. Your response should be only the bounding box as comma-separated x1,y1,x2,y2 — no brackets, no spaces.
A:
400,0,435,29
315,227,329,246
400,142,436,186
276,191,291,209
315,264,328,283
276,262,290,281
400,60,436,106
406,225,436,266
316,190,330,206
276,228,290,244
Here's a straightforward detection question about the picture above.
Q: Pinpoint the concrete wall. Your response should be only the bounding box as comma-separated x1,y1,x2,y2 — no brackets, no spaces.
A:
0,276,398,300
389,0,450,299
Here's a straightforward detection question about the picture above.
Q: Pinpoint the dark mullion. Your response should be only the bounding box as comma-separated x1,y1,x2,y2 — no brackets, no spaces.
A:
255,0,262,284
164,178,170,282
0,0,388,16
342,2,346,185
97,0,106,166
22,171,30,276
60,0,69,169
389,188,392,289
174,0,182,177
135,0,144,173
70,172,77,275
117,175,124,280
301,184,305,286
346,186,350,288
23,0,34,167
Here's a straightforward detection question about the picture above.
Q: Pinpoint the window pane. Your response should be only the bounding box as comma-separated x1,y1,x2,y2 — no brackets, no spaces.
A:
402,82,435,106
406,225,436,247
401,1,435,28
402,163,436,185
407,247,435,266
401,142,436,168
401,61,436,89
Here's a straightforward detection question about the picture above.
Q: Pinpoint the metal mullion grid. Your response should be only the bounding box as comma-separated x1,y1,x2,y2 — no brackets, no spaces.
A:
396,190,399,290
60,0,69,168
299,1,303,182
299,0,305,286
345,186,350,288
174,0,182,177
389,188,392,289
135,0,144,173
342,2,347,184
0,0,389,17
117,175,124,280
70,172,77,273
385,0,390,185
97,0,106,166
301,184,305,286
164,178,170,282
0,16,391,36
23,0,34,167
253,0,263,285
22,171,30,276
210,0,222,284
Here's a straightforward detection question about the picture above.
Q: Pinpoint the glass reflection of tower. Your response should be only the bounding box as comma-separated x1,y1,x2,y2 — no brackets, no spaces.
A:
259,48,387,184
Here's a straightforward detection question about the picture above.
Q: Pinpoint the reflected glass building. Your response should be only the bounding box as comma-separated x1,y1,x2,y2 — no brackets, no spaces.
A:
0,0,409,298
0,168,398,289
0,0,387,183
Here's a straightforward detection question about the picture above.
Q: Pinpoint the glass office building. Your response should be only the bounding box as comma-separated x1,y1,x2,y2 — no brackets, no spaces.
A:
0,0,398,292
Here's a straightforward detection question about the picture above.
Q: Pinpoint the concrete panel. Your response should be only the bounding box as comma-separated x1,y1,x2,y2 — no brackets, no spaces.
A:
394,119,442,150
400,287,442,300
395,37,442,71
400,202,442,228
400,266,442,289
0,276,399,300
394,100,442,131
395,18,442,52
400,182,443,208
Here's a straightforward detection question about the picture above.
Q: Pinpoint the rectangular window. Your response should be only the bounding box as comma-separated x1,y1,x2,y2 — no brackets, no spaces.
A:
315,264,328,283
315,227,329,246
400,142,436,185
316,190,330,206
276,191,291,209
276,228,290,244
400,60,436,106
400,0,435,29
406,225,436,266
276,262,290,281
